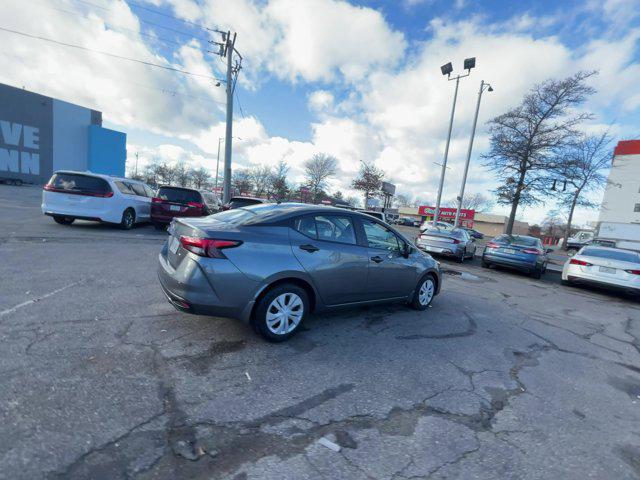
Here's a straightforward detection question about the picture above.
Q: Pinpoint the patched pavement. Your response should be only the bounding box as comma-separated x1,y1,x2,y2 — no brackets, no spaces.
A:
1,185,640,479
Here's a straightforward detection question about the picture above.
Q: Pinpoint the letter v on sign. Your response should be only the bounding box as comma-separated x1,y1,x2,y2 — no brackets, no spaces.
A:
0,121,22,146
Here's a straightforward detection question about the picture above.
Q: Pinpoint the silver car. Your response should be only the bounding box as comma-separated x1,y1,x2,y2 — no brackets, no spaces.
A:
562,246,640,294
415,227,477,263
158,203,442,341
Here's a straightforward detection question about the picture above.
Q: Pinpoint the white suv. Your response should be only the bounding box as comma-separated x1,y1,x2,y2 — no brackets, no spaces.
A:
42,171,155,229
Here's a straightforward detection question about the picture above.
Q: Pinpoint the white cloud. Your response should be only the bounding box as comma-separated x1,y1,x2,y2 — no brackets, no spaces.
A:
308,90,335,113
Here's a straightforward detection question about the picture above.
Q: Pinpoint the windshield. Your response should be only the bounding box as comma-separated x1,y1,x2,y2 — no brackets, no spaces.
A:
581,247,640,263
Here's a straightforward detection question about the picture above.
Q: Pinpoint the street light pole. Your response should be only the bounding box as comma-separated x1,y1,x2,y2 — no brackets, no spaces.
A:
433,75,460,226
432,57,475,227
454,80,492,227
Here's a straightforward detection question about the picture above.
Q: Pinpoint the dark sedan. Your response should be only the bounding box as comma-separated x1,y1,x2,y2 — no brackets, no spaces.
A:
415,227,477,263
482,234,549,278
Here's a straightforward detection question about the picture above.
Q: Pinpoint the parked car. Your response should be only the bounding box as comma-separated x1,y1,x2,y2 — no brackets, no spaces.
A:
158,203,442,341
223,196,267,210
482,234,549,278
561,246,640,294
565,229,594,253
415,227,477,263
398,217,416,227
358,210,387,223
420,220,454,231
42,171,154,229
463,227,484,239
151,186,220,230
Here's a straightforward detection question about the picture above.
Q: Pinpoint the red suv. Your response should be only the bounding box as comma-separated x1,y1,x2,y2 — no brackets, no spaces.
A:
151,186,220,230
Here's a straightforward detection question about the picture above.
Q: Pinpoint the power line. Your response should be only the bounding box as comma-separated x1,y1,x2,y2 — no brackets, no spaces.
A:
123,0,217,34
0,26,224,82
68,0,211,42
38,2,185,48
235,89,246,118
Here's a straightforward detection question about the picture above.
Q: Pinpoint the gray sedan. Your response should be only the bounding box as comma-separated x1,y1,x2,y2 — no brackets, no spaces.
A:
158,203,442,341
415,227,477,263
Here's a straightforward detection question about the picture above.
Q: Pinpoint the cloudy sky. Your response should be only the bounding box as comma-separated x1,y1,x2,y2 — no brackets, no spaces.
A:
2,0,639,225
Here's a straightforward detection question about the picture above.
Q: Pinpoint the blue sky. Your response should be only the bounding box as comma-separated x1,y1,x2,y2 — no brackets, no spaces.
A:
2,0,640,224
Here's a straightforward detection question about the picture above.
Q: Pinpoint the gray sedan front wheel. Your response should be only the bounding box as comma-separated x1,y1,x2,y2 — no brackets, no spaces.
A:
410,275,436,310
253,284,309,342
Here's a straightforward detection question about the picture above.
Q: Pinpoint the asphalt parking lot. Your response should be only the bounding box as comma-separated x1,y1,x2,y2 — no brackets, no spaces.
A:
2,185,640,479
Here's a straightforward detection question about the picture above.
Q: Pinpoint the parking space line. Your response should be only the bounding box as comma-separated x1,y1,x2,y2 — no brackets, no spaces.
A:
0,280,84,318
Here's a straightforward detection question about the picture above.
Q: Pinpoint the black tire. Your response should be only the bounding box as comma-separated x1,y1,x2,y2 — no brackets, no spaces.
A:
153,222,166,231
530,267,542,279
410,274,436,310
561,279,571,286
14,179,23,186
252,283,309,342
120,208,135,230
457,251,465,263
53,215,74,225
481,259,490,268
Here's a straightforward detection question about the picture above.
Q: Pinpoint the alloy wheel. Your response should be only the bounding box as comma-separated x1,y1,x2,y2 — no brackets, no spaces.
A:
419,278,435,306
265,293,304,335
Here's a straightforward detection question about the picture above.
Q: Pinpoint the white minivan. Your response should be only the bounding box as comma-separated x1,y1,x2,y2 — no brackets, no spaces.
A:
42,171,155,229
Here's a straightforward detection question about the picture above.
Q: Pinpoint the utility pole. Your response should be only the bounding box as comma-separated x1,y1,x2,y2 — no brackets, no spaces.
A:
432,58,475,226
134,152,139,177
214,137,223,199
210,30,242,204
454,80,493,227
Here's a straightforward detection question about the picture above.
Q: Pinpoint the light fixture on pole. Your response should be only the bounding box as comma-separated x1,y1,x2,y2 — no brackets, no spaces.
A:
453,79,493,227
432,57,475,226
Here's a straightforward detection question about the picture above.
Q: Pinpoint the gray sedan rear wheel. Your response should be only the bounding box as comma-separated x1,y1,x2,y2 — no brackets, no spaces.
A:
253,284,309,342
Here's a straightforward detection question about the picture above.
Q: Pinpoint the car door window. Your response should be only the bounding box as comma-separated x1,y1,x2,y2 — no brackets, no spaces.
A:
294,215,356,245
130,183,147,197
363,219,401,252
115,181,135,195
143,185,156,197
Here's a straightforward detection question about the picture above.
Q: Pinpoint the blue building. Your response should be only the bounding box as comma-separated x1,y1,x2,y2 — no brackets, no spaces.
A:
0,83,126,184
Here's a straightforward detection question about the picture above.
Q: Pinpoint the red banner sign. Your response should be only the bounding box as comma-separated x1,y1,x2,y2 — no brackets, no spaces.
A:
418,206,475,220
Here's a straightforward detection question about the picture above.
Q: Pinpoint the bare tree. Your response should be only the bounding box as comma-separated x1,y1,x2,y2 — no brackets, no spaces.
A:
269,160,290,202
395,194,411,207
351,160,385,208
482,71,596,234
553,132,612,249
250,165,273,198
190,166,211,189
304,153,338,203
232,169,253,195
174,162,190,187
446,192,494,212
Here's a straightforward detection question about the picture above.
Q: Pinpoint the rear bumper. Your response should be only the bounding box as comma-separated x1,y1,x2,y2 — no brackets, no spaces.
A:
483,253,538,271
157,247,256,322
416,242,463,258
42,199,120,223
566,275,640,293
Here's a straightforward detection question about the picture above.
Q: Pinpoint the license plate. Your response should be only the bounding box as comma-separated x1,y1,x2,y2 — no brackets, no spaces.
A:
426,246,443,253
599,266,616,274
503,248,516,254
170,205,181,212
169,236,180,254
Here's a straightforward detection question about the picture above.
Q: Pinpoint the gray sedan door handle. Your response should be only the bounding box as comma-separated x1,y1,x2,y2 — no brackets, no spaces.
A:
371,255,384,263
299,244,319,252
